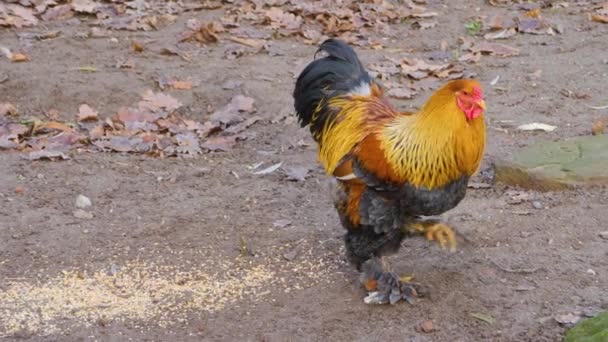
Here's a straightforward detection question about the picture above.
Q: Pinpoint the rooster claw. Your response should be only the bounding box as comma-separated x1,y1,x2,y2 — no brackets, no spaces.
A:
407,221,457,252
364,284,418,305
360,257,419,305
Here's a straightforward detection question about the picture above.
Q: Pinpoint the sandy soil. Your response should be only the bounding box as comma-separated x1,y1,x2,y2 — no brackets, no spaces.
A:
1,1,608,341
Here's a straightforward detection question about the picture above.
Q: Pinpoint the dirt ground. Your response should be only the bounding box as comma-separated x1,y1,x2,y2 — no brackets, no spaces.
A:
1,1,608,341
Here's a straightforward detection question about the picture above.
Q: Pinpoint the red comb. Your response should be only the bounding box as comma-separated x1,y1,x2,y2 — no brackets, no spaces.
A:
472,86,483,100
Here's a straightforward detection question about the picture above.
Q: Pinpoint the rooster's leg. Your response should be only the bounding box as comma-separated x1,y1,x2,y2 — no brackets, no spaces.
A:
359,256,420,305
344,229,419,304
406,220,457,252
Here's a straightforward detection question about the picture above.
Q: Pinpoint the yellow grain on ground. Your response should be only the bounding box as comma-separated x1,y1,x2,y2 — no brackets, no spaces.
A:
0,240,344,337
0,260,274,337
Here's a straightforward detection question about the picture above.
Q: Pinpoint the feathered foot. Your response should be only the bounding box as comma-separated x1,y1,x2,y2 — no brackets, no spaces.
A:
359,257,419,305
406,220,457,252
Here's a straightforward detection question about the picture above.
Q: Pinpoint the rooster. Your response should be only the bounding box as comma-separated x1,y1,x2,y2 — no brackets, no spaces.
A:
293,39,486,304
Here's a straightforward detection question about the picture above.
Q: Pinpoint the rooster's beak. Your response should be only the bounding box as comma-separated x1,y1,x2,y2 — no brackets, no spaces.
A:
477,100,486,111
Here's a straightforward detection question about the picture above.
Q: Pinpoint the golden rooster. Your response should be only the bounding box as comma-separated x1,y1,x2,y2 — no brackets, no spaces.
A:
293,39,486,304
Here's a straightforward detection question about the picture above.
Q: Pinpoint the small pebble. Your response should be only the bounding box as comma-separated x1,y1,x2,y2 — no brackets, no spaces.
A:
76,194,92,208
532,201,543,209
586,269,596,276
419,320,434,333
599,231,608,240
282,249,298,261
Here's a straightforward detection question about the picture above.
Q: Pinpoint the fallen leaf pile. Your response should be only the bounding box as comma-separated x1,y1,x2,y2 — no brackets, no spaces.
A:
0,92,259,159
0,0,179,31
218,0,439,48
0,0,441,51
367,55,465,99
480,8,560,41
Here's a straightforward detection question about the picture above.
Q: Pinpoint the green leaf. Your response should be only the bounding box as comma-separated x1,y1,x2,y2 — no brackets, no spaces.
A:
565,312,608,342
465,20,482,35
470,312,495,324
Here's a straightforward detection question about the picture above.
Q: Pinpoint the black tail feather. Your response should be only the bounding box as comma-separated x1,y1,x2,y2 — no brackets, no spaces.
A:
293,39,371,135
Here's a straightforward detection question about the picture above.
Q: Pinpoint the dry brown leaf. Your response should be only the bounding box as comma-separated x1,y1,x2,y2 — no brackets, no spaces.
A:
117,59,135,69
225,116,261,134
486,14,506,30
517,17,555,35
264,7,302,30
0,103,18,116
34,121,73,134
524,8,541,18
174,132,202,156
11,52,29,62
89,125,106,140
590,14,608,23
300,28,321,43
210,95,256,126
26,150,70,161
72,0,98,14
140,90,182,113
77,104,99,122
472,42,520,57
592,120,605,135
0,135,19,149
484,28,517,40
227,36,265,49
459,52,482,63
41,4,74,21
18,30,61,41
170,80,193,90
116,107,158,132
412,20,437,30
93,136,151,153
201,136,238,151
180,20,223,43
400,58,451,79
132,41,144,52
7,4,38,27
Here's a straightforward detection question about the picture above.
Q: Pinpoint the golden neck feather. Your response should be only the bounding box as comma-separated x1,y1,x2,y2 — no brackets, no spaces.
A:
381,96,486,189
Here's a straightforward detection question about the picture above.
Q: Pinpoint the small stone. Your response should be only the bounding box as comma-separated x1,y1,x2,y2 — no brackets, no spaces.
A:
14,186,25,194
273,220,292,228
76,194,92,208
109,263,120,276
419,320,434,333
282,249,298,261
515,284,536,291
599,231,608,240
555,313,581,325
193,167,210,177
73,209,94,219
586,269,596,276
532,201,543,209
592,120,605,136
520,231,532,238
